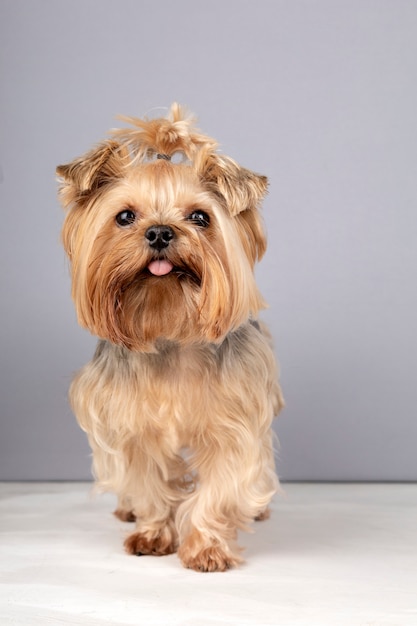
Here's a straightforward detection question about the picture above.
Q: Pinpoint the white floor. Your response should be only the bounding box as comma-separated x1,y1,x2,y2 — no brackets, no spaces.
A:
0,483,416,626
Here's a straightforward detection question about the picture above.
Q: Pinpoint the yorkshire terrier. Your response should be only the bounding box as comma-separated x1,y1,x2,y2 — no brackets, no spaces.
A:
57,104,284,572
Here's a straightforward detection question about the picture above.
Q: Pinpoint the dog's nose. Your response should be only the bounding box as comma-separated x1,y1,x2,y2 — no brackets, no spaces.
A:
145,225,175,251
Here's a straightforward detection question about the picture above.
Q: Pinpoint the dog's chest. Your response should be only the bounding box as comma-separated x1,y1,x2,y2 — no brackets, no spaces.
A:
95,340,222,438
92,328,262,445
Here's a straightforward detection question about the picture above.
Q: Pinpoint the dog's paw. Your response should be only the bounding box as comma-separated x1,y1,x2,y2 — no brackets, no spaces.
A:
180,545,240,572
114,508,136,522
124,526,177,557
178,530,242,572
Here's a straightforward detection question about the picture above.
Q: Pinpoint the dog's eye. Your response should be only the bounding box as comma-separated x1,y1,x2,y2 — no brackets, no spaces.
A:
115,210,136,227
187,210,210,228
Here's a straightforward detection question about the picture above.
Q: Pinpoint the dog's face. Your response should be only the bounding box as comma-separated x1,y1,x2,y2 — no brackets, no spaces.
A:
57,105,269,351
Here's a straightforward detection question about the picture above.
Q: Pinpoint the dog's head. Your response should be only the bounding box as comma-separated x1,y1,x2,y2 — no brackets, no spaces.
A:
57,104,268,351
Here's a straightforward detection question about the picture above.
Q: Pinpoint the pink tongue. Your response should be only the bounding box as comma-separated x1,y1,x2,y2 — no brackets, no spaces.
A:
147,259,174,276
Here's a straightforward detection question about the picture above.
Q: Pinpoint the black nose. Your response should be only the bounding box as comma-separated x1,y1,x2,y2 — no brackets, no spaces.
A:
145,225,175,251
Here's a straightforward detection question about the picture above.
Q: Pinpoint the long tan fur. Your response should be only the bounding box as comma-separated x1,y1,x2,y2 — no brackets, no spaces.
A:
57,104,284,572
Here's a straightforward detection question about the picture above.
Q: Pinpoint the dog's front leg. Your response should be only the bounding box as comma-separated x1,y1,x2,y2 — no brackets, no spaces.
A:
122,444,184,558
176,428,277,572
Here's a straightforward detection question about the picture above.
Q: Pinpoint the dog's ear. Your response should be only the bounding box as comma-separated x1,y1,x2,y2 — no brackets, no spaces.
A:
198,152,268,262
57,141,128,260
56,140,127,206
199,153,268,217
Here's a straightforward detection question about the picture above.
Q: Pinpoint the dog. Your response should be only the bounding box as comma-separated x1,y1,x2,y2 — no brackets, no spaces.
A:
57,103,284,572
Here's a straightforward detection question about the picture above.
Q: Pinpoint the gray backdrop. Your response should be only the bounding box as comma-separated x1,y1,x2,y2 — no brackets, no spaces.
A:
1,0,416,481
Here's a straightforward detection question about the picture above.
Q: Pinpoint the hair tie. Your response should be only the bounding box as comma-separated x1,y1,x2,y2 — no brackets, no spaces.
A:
156,154,171,161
